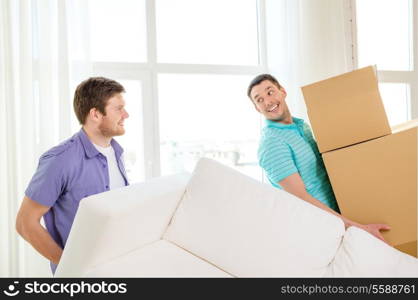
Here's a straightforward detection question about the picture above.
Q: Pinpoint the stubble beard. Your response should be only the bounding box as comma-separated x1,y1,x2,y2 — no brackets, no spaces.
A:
99,121,125,138
269,107,291,123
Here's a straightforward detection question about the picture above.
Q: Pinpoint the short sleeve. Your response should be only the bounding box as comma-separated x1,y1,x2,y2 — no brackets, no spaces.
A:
259,139,298,184
302,123,315,140
25,153,65,207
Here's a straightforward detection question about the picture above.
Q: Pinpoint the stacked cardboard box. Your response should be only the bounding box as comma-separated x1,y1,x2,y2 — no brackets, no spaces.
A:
301,66,417,257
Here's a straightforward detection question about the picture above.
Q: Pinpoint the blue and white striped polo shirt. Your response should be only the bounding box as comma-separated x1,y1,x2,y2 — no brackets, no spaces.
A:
258,117,339,212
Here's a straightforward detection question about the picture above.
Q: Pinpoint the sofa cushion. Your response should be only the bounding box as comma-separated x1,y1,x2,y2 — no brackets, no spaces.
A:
325,226,418,277
84,240,231,277
164,158,345,277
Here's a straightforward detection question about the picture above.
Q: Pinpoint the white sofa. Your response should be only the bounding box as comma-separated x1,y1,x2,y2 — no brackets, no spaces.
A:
55,158,418,277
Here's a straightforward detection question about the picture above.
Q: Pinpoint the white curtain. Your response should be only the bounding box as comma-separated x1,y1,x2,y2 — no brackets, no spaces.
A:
0,0,90,277
265,0,352,121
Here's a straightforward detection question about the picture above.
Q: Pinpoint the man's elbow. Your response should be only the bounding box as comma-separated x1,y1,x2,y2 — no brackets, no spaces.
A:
15,211,33,241
15,212,26,239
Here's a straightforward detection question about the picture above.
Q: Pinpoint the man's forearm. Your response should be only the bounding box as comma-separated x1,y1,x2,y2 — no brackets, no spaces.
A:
19,222,63,265
279,173,389,243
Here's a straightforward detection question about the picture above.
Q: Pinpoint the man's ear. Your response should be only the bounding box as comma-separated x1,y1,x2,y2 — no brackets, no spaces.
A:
88,107,102,123
279,87,287,96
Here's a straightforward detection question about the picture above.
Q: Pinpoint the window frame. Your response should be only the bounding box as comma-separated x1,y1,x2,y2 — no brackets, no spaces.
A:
90,0,268,179
349,0,418,121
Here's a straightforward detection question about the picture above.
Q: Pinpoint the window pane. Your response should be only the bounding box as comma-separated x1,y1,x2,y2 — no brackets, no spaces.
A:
88,0,146,62
156,0,259,65
356,0,412,70
379,83,410,126
114,80,145,183
158,74,262,180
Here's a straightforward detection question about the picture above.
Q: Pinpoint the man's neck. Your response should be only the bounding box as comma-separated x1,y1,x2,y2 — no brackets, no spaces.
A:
271,115,293,125
82,126,112,148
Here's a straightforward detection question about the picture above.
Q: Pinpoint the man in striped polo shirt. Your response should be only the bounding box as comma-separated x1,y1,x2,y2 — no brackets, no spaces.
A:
247,74,390,243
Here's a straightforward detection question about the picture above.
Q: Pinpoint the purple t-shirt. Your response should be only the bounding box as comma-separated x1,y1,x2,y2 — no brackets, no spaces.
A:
25,128,129,274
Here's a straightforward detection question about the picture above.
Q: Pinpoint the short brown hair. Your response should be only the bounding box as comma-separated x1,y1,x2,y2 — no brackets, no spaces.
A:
73,77,125,124
247,74,282,99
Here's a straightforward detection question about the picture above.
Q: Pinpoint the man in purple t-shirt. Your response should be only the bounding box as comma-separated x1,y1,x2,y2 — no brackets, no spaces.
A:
16,77,130,274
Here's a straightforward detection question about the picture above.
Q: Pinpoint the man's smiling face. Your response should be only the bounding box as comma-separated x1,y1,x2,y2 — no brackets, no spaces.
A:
250,80,290,122
98,93,129,137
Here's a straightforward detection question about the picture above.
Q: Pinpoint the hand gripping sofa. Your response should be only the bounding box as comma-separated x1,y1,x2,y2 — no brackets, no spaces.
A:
55,158,418,277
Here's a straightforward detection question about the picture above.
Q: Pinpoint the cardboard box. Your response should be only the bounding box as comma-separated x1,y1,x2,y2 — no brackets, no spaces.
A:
301,66,392,153
322,121,418,257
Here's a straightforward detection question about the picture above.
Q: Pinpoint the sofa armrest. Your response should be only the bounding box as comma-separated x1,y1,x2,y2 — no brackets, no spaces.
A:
55,173,190,277
325,226,418,277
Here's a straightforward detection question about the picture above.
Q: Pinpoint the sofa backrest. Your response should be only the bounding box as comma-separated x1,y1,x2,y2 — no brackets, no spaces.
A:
164,158,345,277
55,174,189,277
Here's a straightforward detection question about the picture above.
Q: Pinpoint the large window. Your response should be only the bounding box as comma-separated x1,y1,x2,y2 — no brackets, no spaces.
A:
86,0,266,183
353,0,417,125
155,0,259,65
158,74,260,178
88,0,147,62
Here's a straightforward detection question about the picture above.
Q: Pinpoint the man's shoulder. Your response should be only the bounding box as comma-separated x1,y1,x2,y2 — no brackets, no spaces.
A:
258,127,289,155
260,126,288,143
40,133,83,162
